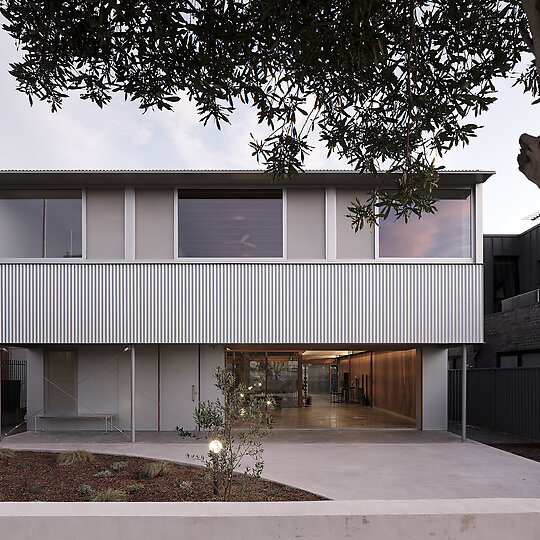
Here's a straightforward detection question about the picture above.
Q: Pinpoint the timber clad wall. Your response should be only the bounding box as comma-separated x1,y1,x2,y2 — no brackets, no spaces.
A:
346,350,416,419
373,349,416,419
0,262,483,345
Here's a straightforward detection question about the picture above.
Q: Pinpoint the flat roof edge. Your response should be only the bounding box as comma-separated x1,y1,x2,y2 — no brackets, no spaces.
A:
0,169,494,188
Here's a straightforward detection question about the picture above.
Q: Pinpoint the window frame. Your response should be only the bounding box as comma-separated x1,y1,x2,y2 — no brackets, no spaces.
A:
0,189,86,262
375,187,476,263
497,350,540,368
175,188,286,261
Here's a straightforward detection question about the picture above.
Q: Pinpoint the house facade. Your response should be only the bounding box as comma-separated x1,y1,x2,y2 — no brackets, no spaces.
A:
0,170,487,436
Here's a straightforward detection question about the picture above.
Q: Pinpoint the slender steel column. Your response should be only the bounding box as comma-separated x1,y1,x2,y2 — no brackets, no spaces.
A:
462,345,467,443
131,345,136,443
0,349,3,442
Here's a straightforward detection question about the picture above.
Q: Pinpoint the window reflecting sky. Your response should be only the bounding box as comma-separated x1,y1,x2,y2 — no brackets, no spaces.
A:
379,194,471,258
46,199,82,258
0,199,43,257
0,193,82,258
179,194,282,257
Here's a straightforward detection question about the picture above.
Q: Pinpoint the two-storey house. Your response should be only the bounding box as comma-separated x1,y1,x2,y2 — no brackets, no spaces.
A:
0,170,487,438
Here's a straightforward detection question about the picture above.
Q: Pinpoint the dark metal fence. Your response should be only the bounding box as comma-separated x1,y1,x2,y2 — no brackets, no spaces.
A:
1,359,27,411
448,368,540,441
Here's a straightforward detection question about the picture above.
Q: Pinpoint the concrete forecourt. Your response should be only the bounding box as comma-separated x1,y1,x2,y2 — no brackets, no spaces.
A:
1,430,540,539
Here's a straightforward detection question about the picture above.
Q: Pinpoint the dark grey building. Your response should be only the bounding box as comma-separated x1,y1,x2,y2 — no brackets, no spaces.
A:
477,222,540,368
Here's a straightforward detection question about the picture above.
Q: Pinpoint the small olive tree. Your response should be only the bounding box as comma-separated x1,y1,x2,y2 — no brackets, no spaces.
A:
189,367,274,501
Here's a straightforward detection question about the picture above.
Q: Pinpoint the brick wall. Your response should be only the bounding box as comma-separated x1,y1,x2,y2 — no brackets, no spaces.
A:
476,303,540,367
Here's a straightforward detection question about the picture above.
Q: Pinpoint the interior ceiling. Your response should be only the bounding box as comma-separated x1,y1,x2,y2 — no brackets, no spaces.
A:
302,350,365,360
225,344,420,353
225,346,369,361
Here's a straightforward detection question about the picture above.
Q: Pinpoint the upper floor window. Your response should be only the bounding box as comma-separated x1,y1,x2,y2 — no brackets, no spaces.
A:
178,190,283,258
493,256,519,311
0,190,82,258
379,189,471,258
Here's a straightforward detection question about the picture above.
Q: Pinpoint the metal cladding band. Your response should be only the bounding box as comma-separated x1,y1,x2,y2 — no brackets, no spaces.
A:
0,262,483,344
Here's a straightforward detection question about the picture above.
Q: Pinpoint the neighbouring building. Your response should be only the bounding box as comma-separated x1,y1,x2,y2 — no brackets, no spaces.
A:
0,170,487,436
475,222,540,368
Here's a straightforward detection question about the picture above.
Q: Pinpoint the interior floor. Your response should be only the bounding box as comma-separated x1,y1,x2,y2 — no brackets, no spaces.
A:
270,394,416,430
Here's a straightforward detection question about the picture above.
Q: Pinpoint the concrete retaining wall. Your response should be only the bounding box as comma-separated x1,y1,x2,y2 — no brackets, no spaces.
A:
1,499,539,539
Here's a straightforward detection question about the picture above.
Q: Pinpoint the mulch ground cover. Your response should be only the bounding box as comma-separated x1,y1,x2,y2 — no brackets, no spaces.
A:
0,450,325,502
489,443,540,464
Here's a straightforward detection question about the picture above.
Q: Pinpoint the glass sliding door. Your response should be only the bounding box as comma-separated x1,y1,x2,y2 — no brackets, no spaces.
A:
226,351,299,408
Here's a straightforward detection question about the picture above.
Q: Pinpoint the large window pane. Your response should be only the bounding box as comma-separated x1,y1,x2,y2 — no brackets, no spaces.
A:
46,199,82,258
0,199,43,257
178,190,283,258
379,190,471,258
493,256,519,312
0,190,82,258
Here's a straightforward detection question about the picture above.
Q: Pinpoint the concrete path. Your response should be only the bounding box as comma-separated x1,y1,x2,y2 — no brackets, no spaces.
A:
2,430,540,500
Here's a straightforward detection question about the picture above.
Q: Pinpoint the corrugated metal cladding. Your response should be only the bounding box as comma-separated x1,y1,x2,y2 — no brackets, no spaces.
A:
0,263,483,345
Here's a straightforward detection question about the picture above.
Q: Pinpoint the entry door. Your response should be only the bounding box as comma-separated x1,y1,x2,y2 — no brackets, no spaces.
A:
159,345,199,431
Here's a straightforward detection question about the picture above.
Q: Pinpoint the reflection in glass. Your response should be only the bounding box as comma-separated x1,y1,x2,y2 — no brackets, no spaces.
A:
0,199,43,257
178,191,282,258
226,351,299,408
379,190,471,258
46,199,82,258
0,191,82,258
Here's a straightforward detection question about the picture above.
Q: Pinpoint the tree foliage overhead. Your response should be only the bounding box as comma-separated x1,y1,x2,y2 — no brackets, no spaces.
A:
0,1,532,227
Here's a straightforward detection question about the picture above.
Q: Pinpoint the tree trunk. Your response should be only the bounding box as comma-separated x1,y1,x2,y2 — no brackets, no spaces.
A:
518,1,540,188
518,133,540,188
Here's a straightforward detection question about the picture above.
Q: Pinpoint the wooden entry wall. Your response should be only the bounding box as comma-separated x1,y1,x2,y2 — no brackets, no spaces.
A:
345,349,416,420
373,349,416,419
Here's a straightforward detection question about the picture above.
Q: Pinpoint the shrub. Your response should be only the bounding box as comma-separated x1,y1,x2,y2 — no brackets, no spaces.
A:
0,448,15,459
93,470,113,478
77,484,93,495
30,485,42,495
176,480,193,498
91,488,126,502
190,367,273,500
16,462,28,470
124,483,143,494
57,450,94,466
111,460,127,471
0,493,4,502
138,461,170,479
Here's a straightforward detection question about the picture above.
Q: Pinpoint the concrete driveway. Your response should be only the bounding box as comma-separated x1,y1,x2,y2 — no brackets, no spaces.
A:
2,429,540,500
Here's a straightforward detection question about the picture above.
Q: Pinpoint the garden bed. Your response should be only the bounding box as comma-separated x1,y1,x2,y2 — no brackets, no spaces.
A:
0,450,324,502
489,443,540,464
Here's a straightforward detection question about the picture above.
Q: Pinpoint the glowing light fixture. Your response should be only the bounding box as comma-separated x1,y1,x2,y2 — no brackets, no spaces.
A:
209,440,223,454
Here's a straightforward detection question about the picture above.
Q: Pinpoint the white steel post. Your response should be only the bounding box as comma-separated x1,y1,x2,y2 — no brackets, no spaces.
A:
462,345,467,443
131,345,136,443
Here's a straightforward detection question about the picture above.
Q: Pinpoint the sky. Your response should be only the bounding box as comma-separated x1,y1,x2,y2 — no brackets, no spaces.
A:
1,31,540,234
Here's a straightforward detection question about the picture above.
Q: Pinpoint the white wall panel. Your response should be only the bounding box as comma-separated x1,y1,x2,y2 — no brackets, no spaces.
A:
78,345,120,430
199,345,225,404
0,262,483,345
421,346,449,430
25,348,44,426
159,344,198,431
